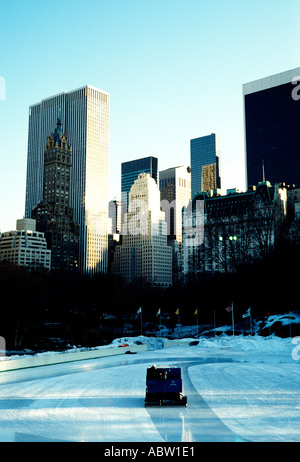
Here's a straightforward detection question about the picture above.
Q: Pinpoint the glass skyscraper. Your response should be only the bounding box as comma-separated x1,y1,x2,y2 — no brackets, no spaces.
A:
243,67,300,189
121,156,158,213
190,133,221,199
25,85,110,275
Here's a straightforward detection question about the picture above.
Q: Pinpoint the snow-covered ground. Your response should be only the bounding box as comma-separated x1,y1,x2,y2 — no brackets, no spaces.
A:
0,329,299,442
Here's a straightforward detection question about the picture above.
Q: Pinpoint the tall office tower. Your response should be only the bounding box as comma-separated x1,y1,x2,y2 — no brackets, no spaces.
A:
190,133,221,199
107,199,122,272
111,173,172,287
121,156,158,213
31,116,79,272
243,67,300,189
25,85,110,274
160,166,191,241
108,199,122,234
159,166,191,279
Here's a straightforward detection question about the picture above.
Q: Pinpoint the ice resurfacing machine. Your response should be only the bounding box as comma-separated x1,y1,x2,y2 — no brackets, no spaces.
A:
145,365,187,406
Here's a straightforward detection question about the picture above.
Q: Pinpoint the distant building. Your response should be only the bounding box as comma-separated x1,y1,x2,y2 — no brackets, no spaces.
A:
121,156,158,214
25,85,110,275
190,133,221,199
183,182,288,276
0,218,51,272
32,116,79,272
243,67,300,189
108,199,122,234
159,166,191,279
108,199,122,272
112,173,172,287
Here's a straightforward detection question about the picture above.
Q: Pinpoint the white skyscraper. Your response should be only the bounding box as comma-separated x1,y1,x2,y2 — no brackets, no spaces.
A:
159,165,191,279
25,85,110,274
112,173,172,287
159,166,191,244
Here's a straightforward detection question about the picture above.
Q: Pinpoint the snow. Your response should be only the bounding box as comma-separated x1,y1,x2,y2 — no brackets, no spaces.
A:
264,312,300,328
0,315,299,442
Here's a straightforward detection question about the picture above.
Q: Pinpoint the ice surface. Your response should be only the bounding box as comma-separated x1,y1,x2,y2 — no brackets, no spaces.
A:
0,329,299,442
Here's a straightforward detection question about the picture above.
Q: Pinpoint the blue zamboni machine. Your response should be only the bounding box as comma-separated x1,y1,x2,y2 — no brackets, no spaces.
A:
145,365,187,406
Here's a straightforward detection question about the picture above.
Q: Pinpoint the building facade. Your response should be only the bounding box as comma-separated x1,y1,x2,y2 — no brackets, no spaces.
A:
121,156,158,214
112,173,172,287
25,85,110,275
0,218,51,272
183,182,288,276
107,199,122,272
190,133,221,199
108,199,122,234
243,67,300,189
159,166,191,279
287,188,300,246
31,116,79,272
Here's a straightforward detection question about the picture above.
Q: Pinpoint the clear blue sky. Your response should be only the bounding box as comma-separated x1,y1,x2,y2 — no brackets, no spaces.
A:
0,0,299,231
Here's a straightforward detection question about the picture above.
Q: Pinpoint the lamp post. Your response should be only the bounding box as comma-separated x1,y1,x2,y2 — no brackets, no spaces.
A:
219,234,238,273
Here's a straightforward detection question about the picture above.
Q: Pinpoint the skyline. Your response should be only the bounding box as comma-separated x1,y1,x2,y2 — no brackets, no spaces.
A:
1,0,300,232
25,85,110,274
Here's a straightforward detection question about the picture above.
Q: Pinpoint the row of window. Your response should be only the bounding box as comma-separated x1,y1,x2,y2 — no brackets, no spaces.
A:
160,177,191,189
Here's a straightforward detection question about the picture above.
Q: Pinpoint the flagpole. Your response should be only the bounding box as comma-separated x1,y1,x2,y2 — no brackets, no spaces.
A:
175,308,180,337
194,309,198,336
214,310,216,336
156,308,161,332
232,302,234,336
138,307,142,336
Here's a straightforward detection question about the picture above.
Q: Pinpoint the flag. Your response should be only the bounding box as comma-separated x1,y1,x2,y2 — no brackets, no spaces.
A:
156,308,161,317
175,308,179,315
225,305,232,313
288,311,291,319
194,309,198,316
242,308,251,318
137,307,142,314
266,310,270,318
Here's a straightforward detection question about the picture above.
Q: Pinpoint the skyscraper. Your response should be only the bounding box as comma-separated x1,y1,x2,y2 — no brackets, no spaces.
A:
159,166,191,242
121,156,158,214
159,166,191,279
190,133,221,199
25,85,110,274
31,115,79,272
243,67,300,189
112,173,172,287
108,199,122,234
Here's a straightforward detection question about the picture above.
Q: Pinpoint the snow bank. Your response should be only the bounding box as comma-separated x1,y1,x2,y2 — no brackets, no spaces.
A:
111,332,296,358
195,333,295,355
2,312,298,362
111,336,167,351
264,312,300,328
